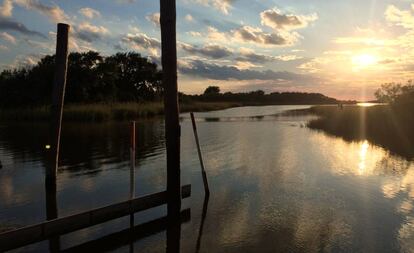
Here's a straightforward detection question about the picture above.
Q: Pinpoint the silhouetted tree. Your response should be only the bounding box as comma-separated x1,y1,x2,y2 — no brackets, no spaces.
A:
375,81,414,103
203,86,220,95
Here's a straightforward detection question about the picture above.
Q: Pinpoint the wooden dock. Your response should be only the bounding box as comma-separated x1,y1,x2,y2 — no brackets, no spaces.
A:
0,185,191,252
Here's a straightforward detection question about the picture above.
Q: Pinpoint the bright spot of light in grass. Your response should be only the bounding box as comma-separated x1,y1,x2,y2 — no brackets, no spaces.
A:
45,145,51,149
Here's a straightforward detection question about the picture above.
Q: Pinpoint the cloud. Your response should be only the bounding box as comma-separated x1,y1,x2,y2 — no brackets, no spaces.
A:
9,53,44,68
116,0,136,3
202,25,300,47
236,47,302,63
122,32,160,55
180,43,233,59
78,7,101,19
206,26,227,40
211,0,234,15
24,38,53,51
146,12,160,27
14,0,68,23
0,19,46,38
0,0,12,17
0,31,15,44
74,22,109,42
185,14,193,22
179,59,316,82
260,8,318,31
385,5,414,29
191,0,234,15
232,25,299,46
188,31,201,37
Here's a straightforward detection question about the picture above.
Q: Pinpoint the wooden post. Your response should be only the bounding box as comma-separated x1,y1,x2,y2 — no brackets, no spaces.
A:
160,0,181,217
190,112,210,196
47,23,70,184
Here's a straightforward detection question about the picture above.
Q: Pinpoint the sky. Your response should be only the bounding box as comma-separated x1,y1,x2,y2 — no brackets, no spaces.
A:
0,0,414,100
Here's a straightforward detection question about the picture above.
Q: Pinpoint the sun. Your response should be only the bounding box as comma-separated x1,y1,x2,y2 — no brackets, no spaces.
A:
352,54,378,69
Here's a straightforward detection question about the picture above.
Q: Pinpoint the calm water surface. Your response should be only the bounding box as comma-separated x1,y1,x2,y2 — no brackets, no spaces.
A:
0,105,413,252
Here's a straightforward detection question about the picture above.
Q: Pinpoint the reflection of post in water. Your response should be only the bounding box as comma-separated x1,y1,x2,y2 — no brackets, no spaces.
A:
129,121,136,253
45,182,60,252
195,195,209,253
166,211,181,253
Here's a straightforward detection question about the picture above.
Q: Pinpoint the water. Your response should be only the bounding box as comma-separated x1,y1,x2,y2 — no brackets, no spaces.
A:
0,105,413,252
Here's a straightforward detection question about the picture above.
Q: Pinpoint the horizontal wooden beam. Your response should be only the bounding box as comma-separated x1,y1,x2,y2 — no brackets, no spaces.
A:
0,185,191,252
62,209,191,252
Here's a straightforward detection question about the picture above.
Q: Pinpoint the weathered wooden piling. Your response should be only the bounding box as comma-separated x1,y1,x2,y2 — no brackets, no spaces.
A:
190,112,210,196
160,0,181,217
47,23,70,184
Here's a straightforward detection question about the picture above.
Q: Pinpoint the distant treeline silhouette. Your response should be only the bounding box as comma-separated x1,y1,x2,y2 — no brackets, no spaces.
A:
182,86,341,105
0,51,342,108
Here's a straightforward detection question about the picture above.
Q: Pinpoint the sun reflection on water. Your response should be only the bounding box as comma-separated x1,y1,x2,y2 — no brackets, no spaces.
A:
358,140,369,175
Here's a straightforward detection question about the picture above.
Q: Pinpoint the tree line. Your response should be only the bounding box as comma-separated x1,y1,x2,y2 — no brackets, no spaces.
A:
182,86,341,105
0,51,162,107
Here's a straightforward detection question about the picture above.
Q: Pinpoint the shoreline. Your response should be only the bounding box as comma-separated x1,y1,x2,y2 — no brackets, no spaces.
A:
0,102,242,122
0,102,346,122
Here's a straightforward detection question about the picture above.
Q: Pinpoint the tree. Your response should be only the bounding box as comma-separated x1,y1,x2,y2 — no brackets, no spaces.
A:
0,51,163,107
375,81,414,103
203,86,220,95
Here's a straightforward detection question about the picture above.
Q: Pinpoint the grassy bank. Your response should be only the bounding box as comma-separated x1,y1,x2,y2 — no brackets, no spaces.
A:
298,105,414,159
0,101,242,122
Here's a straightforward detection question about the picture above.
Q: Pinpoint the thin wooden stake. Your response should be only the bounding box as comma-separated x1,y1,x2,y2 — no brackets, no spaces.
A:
190,112,210,196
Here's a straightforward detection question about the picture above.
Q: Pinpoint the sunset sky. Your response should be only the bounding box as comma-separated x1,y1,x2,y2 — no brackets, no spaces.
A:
0,0,414,100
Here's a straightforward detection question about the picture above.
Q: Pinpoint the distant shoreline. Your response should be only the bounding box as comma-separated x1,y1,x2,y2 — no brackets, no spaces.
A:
0,101,351,122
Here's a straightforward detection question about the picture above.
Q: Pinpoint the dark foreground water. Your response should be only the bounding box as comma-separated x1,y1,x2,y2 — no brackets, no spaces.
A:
0,105,413,253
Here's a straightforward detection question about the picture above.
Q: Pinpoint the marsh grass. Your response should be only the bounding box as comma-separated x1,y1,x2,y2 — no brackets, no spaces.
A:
299,105,414,159
0,101,241,122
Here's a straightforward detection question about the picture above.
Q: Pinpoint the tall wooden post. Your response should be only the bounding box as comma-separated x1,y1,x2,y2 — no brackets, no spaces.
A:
160,1,181,252
47,23,69,185
160,0,181,216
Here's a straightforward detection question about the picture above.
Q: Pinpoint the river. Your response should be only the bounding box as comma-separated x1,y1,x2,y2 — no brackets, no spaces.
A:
0,105,413,252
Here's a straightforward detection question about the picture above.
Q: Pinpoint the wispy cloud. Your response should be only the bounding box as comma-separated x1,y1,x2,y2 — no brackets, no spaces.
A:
121,32,160,56
79,7,101,19
146,12,160,27
180,43,233,59
0,0,12,18
0,31,15,44
14,0,68,23
260,8,318,31
73,22,109,42
190,0,235,15
180,59,317,82
0,19,46,38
